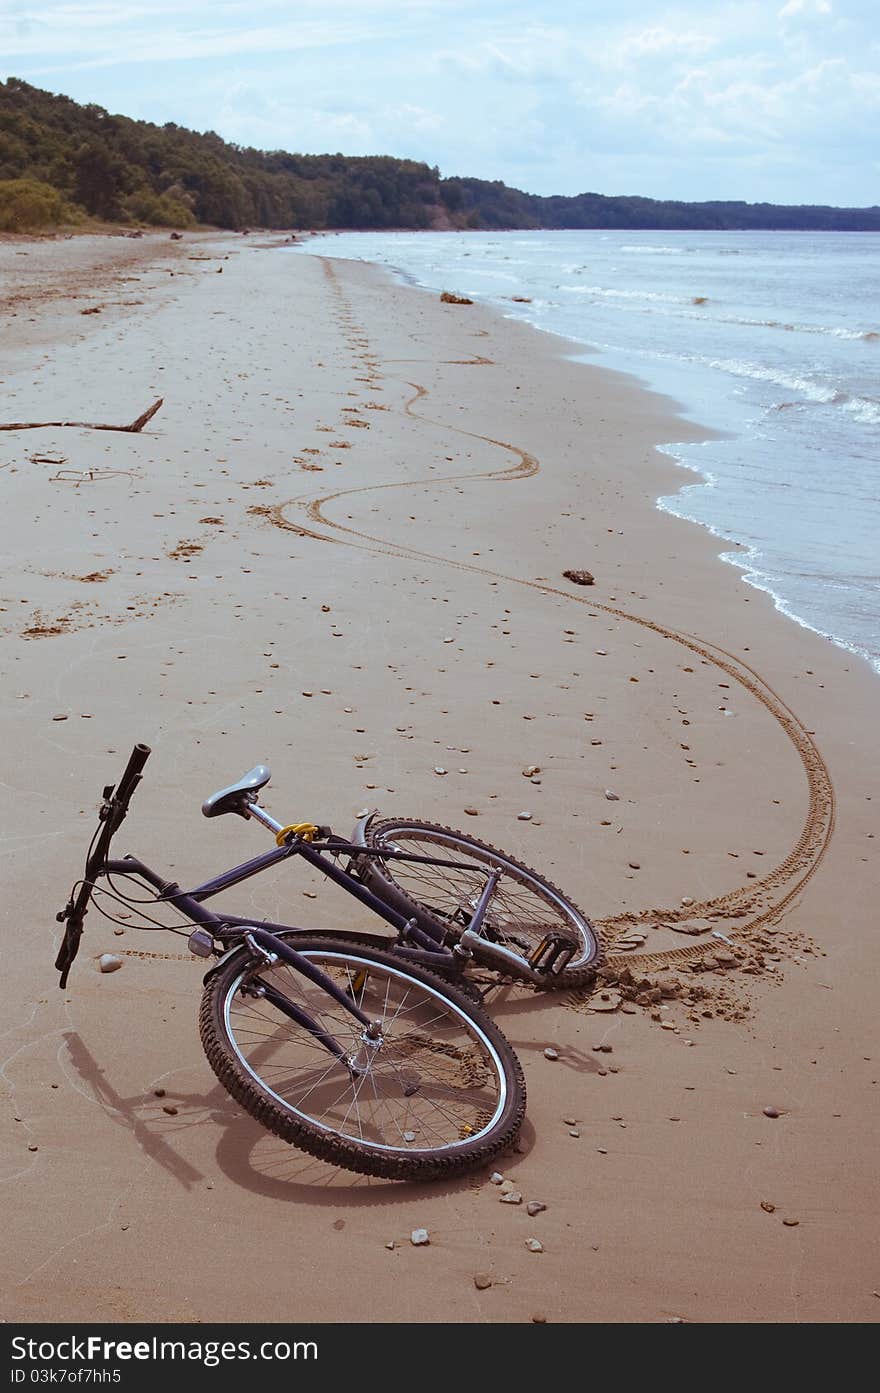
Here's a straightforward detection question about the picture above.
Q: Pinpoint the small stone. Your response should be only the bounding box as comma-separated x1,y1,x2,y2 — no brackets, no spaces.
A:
760,1201,776,1213
597,1147,608,1154
27,1144,38,1152
52,714,68,721
474,1273,493,1290
464,807,479,816
604,789,619,800
162,1104,178,1115
500,1190,523,1204
98,954,123,973
525,1238,544,1253
499,1179,516,1194
531,1313,547,1324
782,1217,800,1227
490,1172,504,1185
522,765,540,777
543,1047,559,1060
562,1116,577,1126
763,1106,780,1119
385,1241,396,1250
660,1021,676,1031
403,1131,416,1142
154,1087,166,1097
517,811,532,821
628,862,640,870
526,1201,546,1216
589,990,621,1012
569,1129,581,1138
434,766,447,776
410,1228,430,1246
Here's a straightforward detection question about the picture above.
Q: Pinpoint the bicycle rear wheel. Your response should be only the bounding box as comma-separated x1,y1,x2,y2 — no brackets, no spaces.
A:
358,819,603,989
200,933,525,1181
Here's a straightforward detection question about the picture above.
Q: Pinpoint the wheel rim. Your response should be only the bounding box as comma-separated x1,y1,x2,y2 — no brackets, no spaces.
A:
223,950,509,1156
371,826,596,970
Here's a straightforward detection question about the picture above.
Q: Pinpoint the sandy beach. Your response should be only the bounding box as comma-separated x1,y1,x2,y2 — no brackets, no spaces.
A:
1,229,877,1324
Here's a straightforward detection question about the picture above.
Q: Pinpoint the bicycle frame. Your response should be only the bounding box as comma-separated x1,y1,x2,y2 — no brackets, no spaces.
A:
56,742,505,1084
103,833,498,964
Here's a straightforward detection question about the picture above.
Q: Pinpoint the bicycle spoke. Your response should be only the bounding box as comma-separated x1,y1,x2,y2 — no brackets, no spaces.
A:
219,947,509,1155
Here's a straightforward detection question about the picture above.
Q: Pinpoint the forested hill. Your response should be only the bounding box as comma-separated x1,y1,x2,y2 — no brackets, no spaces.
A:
2,78,878,234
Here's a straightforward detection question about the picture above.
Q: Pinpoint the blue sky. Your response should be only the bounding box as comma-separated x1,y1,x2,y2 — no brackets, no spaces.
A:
2,0,877,205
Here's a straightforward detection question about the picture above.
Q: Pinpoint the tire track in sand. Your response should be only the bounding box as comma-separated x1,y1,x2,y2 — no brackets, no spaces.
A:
250,269,835,974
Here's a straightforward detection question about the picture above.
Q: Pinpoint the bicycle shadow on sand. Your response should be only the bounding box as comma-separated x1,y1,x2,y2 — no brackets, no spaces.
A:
62,1028,536,1206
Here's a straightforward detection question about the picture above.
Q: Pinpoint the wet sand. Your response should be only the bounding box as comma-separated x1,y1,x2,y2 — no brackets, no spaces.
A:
1,230,877,1323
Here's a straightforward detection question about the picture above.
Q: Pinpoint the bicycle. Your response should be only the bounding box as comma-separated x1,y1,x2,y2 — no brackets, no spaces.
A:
55,744,526,1182
56,745,602,1180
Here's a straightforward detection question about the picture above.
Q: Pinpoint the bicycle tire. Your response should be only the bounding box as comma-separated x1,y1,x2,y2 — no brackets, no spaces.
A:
358,819,604,990
199,933,525,1181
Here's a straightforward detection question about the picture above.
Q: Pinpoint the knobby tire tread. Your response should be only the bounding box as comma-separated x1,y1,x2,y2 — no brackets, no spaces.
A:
362,818,605,990
199,934,525,1181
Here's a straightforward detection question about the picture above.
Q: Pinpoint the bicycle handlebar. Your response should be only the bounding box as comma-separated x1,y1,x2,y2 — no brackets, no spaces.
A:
55,742,152,988
113,742,151,812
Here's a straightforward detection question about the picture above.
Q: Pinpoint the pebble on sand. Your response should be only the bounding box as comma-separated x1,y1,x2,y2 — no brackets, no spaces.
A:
525,1238,544,1253
526,1201,547,1216
763,1106,781,1118
543,1047,559,1060
98,954,123,973
474,1273,493,1290
410,1228,430,1246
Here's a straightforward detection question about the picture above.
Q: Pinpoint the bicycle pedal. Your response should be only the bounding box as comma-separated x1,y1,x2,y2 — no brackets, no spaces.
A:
528,933,577,975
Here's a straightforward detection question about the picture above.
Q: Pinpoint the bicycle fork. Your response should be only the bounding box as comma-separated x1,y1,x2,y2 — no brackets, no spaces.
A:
241,928,384,1078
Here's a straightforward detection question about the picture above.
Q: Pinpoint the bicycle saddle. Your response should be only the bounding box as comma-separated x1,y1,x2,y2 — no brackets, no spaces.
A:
202,765,271,818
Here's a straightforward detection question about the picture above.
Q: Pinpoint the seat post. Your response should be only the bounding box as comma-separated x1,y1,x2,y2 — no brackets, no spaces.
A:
247,802,285,837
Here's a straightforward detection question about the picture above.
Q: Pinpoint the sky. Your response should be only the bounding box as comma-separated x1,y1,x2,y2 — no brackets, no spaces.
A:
2,0,878,206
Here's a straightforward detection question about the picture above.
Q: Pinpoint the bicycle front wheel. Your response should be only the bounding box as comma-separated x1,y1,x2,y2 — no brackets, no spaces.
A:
199,933,525,1181
359,820,603,989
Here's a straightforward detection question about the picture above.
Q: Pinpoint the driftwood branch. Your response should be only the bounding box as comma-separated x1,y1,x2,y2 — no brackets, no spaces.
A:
0,398,164,434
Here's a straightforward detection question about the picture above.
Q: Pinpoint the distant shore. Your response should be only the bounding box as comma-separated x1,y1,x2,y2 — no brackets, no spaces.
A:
1,230,877,1323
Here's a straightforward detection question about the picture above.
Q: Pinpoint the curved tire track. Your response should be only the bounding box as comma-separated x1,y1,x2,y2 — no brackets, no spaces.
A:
251,264,835,972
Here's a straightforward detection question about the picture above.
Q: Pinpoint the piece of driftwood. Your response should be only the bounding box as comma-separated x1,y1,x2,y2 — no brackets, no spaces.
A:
0,398,163,433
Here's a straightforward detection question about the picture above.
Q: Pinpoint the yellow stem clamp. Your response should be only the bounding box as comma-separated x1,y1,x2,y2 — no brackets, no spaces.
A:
276,822,319,846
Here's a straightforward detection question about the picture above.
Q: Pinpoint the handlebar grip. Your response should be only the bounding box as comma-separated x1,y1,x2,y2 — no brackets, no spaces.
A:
115,742,151,808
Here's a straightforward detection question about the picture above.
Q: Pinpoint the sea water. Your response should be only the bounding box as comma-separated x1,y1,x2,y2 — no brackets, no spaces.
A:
291,230,880,675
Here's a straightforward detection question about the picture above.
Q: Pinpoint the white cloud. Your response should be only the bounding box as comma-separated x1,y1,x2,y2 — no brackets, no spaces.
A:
1,1,877,204
779,0,832,17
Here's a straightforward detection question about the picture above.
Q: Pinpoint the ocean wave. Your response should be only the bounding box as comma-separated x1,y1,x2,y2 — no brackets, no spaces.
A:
561,283,692,305
842,395,880,425
618,244,682,254
707,357,841,402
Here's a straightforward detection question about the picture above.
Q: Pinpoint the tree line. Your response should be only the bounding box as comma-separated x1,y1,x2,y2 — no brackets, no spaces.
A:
1,78,878,234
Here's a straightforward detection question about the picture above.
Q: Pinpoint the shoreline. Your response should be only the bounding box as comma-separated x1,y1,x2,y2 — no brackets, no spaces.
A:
1,232,877,1323
297,229,880,681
